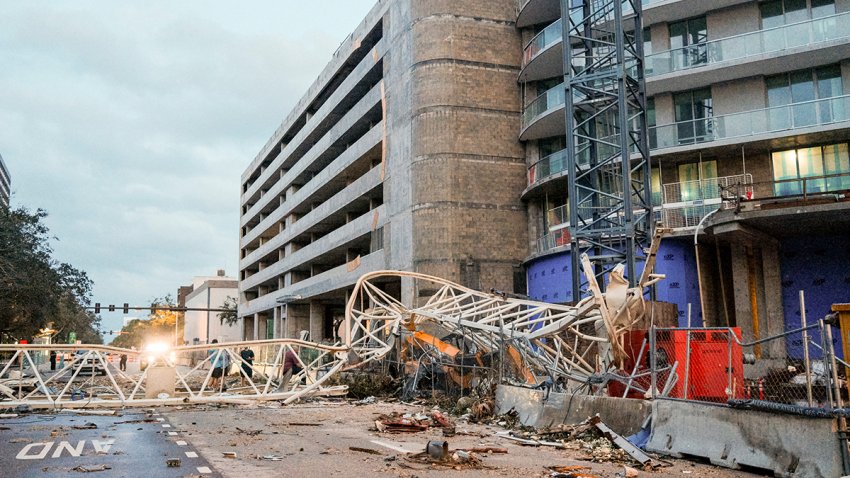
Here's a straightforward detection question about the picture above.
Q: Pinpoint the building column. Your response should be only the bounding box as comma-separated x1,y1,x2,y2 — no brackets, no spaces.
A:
285,304,310,339
252,313,259,341
309,301,325,342
273,306,281,339
761,242,786,358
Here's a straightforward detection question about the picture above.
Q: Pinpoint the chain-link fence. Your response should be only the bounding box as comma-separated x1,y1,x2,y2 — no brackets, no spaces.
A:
643,309,847,410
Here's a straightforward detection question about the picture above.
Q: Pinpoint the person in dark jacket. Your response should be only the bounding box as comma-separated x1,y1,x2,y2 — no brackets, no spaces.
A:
239,347,255,386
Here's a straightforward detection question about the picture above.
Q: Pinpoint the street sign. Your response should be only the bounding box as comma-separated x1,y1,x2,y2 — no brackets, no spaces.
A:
68,332,76,344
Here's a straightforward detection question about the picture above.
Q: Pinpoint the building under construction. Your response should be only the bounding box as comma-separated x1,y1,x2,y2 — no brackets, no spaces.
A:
238,0,850,374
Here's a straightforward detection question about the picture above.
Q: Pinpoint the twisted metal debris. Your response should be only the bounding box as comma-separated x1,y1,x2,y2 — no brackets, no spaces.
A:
0,229,668,408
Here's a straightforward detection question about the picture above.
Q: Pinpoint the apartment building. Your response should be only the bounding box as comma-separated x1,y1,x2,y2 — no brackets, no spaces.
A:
238,1,529,341
519,0,850,360
0,153,10,207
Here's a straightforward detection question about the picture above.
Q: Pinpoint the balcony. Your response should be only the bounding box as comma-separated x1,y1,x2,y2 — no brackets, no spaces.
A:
661,174,752,230
518,12,850,92
651,95,850,151
516,0,561,29
647,12,850,78
521,84,567,140
520,19,563,82
709,171,850,239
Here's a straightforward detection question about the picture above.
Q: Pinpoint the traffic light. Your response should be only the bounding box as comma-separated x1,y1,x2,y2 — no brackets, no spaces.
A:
108,304,115,312
123,303,129,314
94,303,101,314
109,330,113,335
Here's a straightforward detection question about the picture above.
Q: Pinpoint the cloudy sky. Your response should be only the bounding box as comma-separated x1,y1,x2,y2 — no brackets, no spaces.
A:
0,1,376,338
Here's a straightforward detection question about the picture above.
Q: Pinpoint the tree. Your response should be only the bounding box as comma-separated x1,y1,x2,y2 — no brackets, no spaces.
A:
218,296,238,326
0,206,100,343
111,295,183,349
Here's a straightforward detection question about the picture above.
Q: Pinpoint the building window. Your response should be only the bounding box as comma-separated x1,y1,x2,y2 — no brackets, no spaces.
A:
677,160,718,202
673,88,713,145
766,65,843,129
651,167,663,206
647,97,657,149
668,16,707,69
772,143,850,195
760,0,835,28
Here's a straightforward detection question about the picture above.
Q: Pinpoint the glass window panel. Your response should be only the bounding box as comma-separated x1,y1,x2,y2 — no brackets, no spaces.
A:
812,0,836,18
816,65,842,98
791,70,816,126
784,0,808,23
798,146,826,192
760,0,784,28
689,17,707,43
772,149,801,195
643,27,652,55
674,92,695,121
824,143,850,190
701,161,718,179
669,21,687,50
766,75,791,106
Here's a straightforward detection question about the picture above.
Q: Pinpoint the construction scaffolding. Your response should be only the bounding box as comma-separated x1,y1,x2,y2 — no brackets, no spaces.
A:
561,0,653,299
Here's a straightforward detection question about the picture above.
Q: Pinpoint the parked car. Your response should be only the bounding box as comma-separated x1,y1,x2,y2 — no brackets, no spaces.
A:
71,350,107,376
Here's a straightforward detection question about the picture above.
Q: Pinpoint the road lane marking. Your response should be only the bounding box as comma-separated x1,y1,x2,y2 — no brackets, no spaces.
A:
161,424,171,428
176,440,187,446
197,466,212,473
370,440,416,454
168,431,178,436
185,451,198,458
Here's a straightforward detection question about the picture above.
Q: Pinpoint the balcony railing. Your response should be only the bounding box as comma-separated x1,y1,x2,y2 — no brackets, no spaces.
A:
522,85,566,128
523,18,562,66
535,228,571,254
646,12,850,76
651,95,850,149
547,204,569,230
520,12,849,81
661,174,753,230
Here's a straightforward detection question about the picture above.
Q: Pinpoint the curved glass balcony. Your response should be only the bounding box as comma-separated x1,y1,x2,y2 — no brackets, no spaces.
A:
528,149,568,185
519,12,849,82
647,12,850,77
523,18,562,67
651,94,850,149
522,84,566,130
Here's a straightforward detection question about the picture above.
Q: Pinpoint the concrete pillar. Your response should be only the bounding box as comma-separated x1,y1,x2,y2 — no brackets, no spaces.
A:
285,304,310,339
252,313,259,341
761,243,786,358
309,301,325,342
273,306,281,339
730,243,755,341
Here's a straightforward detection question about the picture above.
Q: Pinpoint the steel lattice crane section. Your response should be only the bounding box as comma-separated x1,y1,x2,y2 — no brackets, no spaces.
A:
561,0,653,300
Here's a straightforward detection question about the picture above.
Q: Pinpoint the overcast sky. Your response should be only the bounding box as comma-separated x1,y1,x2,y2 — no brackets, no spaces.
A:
0,1,376,338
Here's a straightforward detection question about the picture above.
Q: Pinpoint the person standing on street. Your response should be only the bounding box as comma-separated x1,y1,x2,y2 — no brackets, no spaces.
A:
119,353,128,372
240,346,255,386
209,339,227,391
49,350,57,371
278,347,303,392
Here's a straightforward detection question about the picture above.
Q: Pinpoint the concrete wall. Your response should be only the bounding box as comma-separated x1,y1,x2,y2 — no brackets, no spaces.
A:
405,0,528,293
495,385,652,436
647,400,842,478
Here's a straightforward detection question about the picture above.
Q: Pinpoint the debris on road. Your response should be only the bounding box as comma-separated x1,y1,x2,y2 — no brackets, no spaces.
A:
222,452,237,458
72,464,112,473
501,415,656,468
374,409,457,434
166,458,181,467
259,455,283,461
350,446,383,455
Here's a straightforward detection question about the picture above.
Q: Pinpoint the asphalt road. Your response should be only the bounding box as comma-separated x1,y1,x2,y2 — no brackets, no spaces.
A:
0,410,219,478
